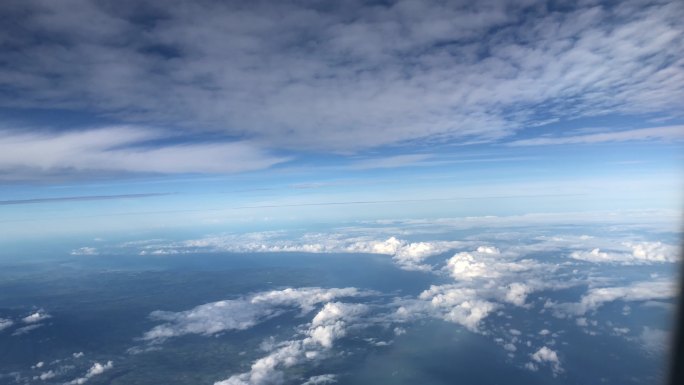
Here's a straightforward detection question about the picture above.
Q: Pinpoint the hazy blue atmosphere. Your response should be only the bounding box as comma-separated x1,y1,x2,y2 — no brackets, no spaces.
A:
0,0,683,384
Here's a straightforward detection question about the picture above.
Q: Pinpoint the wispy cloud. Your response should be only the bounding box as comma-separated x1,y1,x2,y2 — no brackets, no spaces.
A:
507,125,684,146
0,127,288,180
65,361,113,385
0,318,13,332
0,193,171,205
348,154,433,170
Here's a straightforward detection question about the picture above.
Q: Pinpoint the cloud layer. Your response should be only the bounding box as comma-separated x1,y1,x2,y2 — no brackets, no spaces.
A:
1,0,682,152
140,233,463,272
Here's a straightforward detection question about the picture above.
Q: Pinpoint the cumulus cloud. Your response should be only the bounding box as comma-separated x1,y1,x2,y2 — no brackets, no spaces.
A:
66,361,113,385
444,247,543,282
1,0,681,154
139,233,462,272
143,287,370,341
625,241,679,263
569,241,679,264
346,237,460,271
96,224,682,382
22,311,50,323
217,341,302,385
215,302,365,385
387,240,582,341
395,285,497,332
528,346,562,375
445,252,493,280
133,222,679,276
505,283,532,307
308,302,368,348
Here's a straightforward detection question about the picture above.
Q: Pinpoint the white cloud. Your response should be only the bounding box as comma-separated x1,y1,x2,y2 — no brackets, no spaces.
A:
503,343,517,352
70,247,98,256
216,341,301,385
397,285,498,332
383,240,573,333
140,234,461,272
22,311,50,324
0,128,287,179
570,248,621,263
373,210,681,235
344,237,461,271
529,346,562,375
34,370,55,381
215,301,364,385
476,246,500,255
445,252,493,280
66,361,113,385
11,324,43,336
569,242,679,264
99,222,682,383
626,241,679,263
143,287,370,341
301,374,337,385
553,280,677,317
444,247,545,282
307,302,368,348
0,318,13,331
505,283,532,307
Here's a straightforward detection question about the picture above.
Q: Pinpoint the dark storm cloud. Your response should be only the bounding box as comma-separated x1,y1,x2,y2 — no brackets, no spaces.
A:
0,0,681,151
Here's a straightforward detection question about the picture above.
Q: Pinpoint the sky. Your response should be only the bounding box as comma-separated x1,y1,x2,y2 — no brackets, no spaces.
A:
0,0,683,241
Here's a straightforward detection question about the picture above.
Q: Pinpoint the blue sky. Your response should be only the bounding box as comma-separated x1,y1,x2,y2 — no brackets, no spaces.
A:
0,0,682,241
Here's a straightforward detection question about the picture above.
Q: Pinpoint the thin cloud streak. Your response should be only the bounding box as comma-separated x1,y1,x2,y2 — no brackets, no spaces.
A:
0,192,173,206
507,125,684,146
0,127,289,179
0,193,586,224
